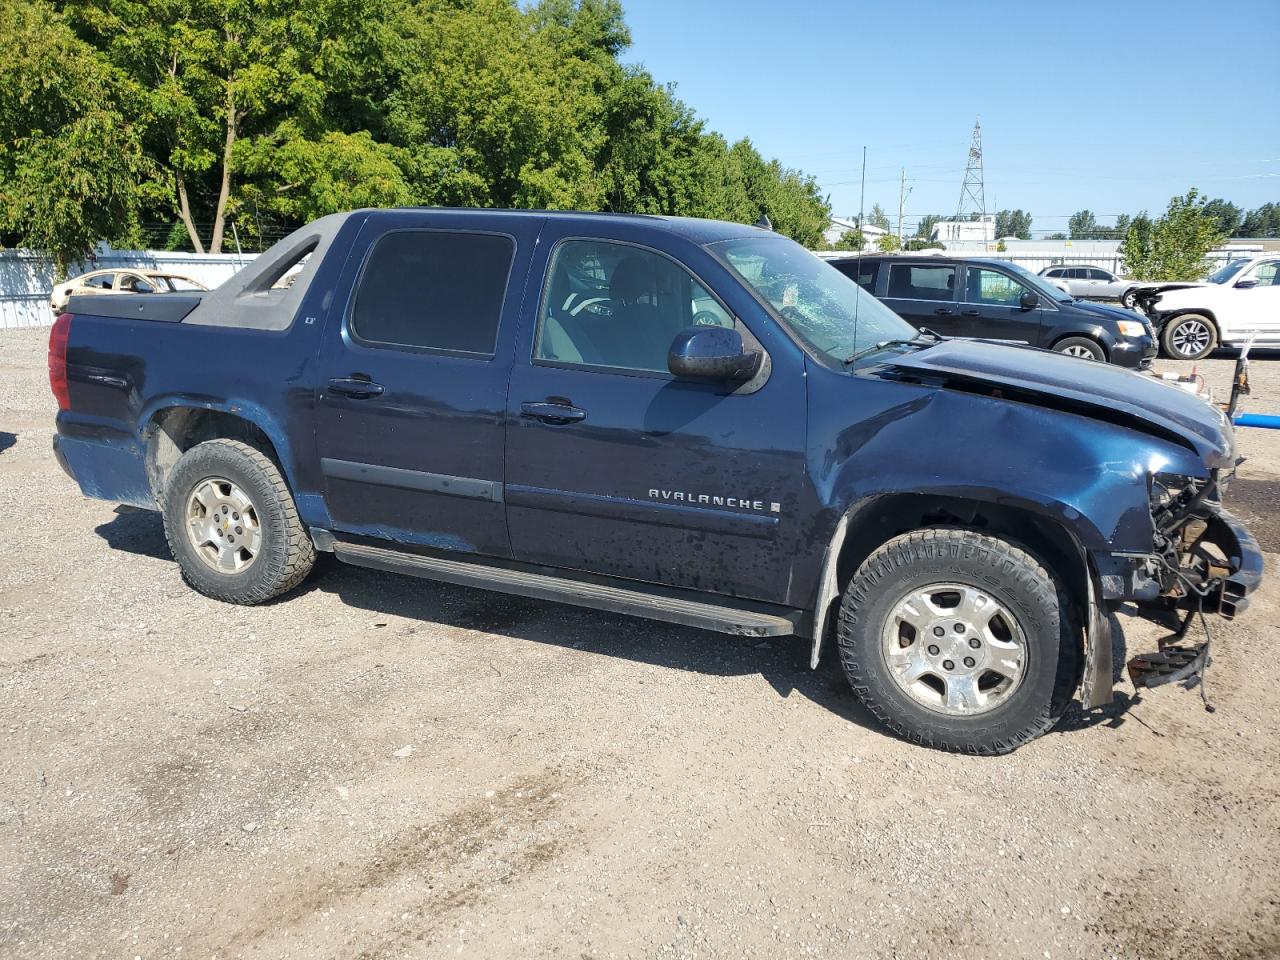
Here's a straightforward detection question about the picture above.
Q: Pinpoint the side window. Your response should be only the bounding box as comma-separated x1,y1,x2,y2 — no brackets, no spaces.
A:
1091,269,1114,281
837,260,880,293
351,231,515,355
1246,261,1279,287
967,267,1026,306
84,273,115,290
886,264,956,301
534,240,730,374
1046,268,1065,278
122,275,155,293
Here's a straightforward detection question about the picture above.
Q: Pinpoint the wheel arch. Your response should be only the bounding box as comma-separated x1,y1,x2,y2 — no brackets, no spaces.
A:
810,492,1092,676
142,402,293,505
1048,332,1108,359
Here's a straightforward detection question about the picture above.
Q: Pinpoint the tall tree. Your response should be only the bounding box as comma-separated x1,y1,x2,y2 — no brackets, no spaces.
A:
0,0,149,272
914,214,942,239
995,209,1031,239
1240,203,1280,237
1202,198,1243,236
1121,191,1225,281
868,203,890,231
1068,209,1098,239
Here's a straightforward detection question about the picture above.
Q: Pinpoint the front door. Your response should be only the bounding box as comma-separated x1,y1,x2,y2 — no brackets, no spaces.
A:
503,233,808,604
958,264,1046,345
1233,259,1280,345
881,261,961,335
315,213,541,557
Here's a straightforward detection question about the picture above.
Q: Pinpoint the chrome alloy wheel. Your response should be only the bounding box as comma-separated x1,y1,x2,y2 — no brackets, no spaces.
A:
1061,344,1098,359
881,583,1027,716
1171,319,1211,358
185,476,262,573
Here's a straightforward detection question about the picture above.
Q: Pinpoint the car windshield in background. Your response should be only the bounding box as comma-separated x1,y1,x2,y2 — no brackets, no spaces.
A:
1207,259,1250,284
712,236,916,366
1005,262,1073,302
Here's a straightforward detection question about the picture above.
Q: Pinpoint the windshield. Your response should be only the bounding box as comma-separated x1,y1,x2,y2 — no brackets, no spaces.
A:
1206,259,1250,284
1004,261,1074,303
711,236,916,365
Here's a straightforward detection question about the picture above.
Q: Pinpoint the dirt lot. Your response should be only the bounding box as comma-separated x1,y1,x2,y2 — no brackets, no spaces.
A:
2,325,1279,960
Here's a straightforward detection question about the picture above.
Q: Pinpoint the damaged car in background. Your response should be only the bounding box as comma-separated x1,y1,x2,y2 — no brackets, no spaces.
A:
47,208,1264,754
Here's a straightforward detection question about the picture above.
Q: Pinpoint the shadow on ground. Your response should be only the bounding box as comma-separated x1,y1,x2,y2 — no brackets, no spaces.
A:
95,505,172,561
94,508,1151,748
0,431,15,456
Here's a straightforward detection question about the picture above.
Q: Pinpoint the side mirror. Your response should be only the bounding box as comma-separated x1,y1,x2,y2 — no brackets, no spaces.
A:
1235,278,1258,289
668,326,761,382
1019,290,1039,310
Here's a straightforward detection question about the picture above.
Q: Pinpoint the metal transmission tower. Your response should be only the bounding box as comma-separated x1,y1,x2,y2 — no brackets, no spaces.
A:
955,120,985,220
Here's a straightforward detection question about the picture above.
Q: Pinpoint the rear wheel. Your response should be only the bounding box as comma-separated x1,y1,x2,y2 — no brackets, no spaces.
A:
1161,314,1216,360
835,529,1079,754
162,439,315,604
1053,336,1106,361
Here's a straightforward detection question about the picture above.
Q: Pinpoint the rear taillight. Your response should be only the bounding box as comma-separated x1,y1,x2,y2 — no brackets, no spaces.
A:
49,312,72,410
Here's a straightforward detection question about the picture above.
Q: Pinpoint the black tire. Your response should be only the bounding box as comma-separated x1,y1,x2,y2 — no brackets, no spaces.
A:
162,439,315,604
1052,336,1106,362
1160,313,1217,360
835,529,1080,755
1120,288,1139,310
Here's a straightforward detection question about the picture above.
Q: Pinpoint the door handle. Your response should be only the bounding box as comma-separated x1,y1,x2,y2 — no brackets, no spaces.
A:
961,309,981,317
521,400,587,425
328,377,384,399
933,308,954,316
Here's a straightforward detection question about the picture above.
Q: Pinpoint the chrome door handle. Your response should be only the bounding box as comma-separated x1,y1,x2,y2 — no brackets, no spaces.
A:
328,377,384,399
520,401,586,424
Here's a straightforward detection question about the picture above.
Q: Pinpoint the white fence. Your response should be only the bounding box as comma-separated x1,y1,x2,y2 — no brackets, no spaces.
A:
0,248,251,330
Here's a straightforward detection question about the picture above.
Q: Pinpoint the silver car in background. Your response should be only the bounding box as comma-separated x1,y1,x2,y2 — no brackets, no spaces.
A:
1039,265,1140,307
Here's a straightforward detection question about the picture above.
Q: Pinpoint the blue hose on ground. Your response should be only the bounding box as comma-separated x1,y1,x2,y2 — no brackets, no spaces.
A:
1233,413,1280,430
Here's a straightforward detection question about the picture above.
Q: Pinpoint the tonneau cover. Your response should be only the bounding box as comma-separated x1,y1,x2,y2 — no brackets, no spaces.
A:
65,293,204,323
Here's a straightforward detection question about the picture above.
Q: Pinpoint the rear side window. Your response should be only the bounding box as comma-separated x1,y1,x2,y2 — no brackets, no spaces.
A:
887,264,956,301
836,260,880,293
351,231,515,355
84,273,115,290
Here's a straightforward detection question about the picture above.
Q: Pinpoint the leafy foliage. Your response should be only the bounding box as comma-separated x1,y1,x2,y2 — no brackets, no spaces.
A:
2,0,829,258
1239,203,1280,237
1068,209,1098,239
1120,191,1226,281
994,209,1031,239
875,233,901,252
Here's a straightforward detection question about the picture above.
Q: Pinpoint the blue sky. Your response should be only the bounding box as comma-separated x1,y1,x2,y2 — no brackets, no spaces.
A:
621,0,1280,235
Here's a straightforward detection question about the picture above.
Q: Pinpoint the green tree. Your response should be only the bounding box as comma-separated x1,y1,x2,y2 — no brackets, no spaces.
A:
1068,209,1098,239
995,209,1031,239
1046,232,1068,240
1202,198,1243,236
904,237,943,251
914,214,942,239
833,229,865,251
1240,203,1280,237
1120,191,1226,281
876,233,901,252
868,203,890,231
0,0,149,272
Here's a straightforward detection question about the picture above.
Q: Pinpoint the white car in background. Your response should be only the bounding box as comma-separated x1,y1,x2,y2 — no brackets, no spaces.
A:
49,269,208,315
1146,255,1280,359
1038,264,1144,307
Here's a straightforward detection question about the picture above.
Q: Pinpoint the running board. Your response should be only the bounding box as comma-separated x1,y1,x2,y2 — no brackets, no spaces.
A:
332,541,798,637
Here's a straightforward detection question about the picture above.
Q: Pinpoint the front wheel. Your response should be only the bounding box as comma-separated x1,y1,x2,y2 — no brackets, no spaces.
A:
1053,336,1106,361
1120,288,1139,310
162,439,316,604
1161,314,1217,360
835,529,1079,754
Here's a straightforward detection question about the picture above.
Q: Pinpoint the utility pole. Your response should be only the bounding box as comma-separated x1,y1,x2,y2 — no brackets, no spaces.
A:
897,168,912,243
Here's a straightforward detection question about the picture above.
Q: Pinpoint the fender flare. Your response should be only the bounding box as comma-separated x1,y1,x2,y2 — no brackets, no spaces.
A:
808,495,1114,707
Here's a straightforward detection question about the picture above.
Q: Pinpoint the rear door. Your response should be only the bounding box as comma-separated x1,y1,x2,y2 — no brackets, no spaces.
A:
958,264,1046,345
881,261,961,334
314,212,542,557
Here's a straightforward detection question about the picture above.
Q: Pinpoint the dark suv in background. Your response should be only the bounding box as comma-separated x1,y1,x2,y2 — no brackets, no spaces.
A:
829,255,1156,367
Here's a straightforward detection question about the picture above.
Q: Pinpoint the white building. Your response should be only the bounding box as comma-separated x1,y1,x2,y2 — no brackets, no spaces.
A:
931,216,995,244
822,216,889,248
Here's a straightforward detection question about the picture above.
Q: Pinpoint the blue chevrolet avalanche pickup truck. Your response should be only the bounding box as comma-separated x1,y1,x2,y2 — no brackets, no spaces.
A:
49,208,1263,753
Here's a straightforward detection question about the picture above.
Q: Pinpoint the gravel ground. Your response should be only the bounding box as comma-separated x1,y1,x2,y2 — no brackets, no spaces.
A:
2,325,1278,960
